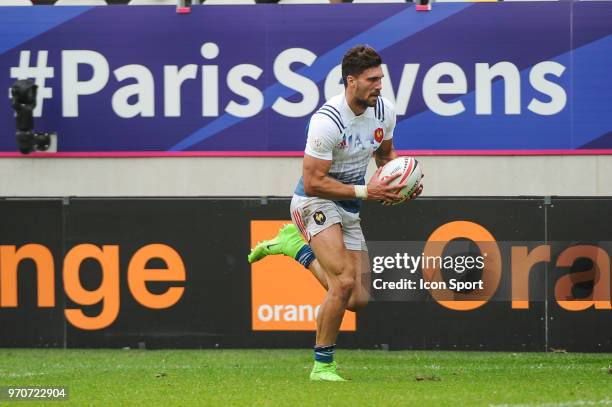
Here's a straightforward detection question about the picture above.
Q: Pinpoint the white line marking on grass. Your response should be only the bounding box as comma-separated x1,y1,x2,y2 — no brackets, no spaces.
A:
1,372,48,378
490,399,612,407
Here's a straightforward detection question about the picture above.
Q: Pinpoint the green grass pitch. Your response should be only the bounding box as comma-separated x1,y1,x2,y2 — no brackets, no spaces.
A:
0,349,610,406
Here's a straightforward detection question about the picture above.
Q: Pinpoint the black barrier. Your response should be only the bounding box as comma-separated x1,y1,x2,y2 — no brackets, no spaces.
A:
0,197,609,351
359,199,547,352
547,198,612,352
0,199,65,347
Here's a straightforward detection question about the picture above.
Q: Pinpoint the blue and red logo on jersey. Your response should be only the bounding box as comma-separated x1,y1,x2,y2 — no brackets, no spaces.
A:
374,128,384,143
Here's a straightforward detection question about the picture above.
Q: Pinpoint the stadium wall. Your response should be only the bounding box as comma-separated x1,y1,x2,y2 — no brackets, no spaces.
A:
1,2,611,196
1,156,612,197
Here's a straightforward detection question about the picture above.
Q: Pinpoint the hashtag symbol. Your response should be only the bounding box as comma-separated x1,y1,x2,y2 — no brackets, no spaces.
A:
9,50,54,117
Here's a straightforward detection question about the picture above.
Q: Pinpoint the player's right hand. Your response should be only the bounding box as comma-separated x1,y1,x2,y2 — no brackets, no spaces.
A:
365,167,406,203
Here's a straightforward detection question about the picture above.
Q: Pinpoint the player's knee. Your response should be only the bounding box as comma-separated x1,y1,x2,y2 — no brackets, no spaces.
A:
336,275,355,296
329,272,355,301
325,256,349,275
347,297,369,312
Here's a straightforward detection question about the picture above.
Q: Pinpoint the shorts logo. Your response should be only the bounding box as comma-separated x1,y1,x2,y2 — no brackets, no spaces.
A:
374,128,384,143
313,211,326,225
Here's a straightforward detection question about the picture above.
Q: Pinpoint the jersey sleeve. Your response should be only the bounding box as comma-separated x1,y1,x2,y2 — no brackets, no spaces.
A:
383,98,397,141
304,113,341,160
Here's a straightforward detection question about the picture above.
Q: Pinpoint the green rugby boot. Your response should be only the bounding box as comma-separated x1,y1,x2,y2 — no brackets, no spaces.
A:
247,223,306,264
309,361,347,382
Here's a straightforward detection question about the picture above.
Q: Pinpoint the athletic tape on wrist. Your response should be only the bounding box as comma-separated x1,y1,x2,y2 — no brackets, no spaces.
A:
354,185,368,200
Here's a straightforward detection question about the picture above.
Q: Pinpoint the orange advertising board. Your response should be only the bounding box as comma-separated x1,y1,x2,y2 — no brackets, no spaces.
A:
250,220,356,331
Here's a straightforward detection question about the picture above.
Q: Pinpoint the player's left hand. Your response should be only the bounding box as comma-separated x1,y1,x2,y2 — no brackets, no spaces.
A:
381,173,424,205
407,184,423,200
405,173,424,201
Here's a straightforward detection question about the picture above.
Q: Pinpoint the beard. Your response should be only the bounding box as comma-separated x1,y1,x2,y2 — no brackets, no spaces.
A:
355,93,378,109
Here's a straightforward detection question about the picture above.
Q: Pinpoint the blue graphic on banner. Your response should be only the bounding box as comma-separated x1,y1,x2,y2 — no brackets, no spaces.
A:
0,3,611,155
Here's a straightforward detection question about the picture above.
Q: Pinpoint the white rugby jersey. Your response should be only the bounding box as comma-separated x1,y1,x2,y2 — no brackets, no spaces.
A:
295,92,396,213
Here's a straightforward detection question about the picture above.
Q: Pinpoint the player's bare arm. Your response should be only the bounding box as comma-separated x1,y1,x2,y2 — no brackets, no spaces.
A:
374,139,397,168
302,153,405,202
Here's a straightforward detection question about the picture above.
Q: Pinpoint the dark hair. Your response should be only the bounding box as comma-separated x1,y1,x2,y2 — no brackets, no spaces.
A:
341,45,382,88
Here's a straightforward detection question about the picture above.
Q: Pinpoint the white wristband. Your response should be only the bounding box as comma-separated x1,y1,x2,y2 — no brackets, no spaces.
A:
354,185,368,200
